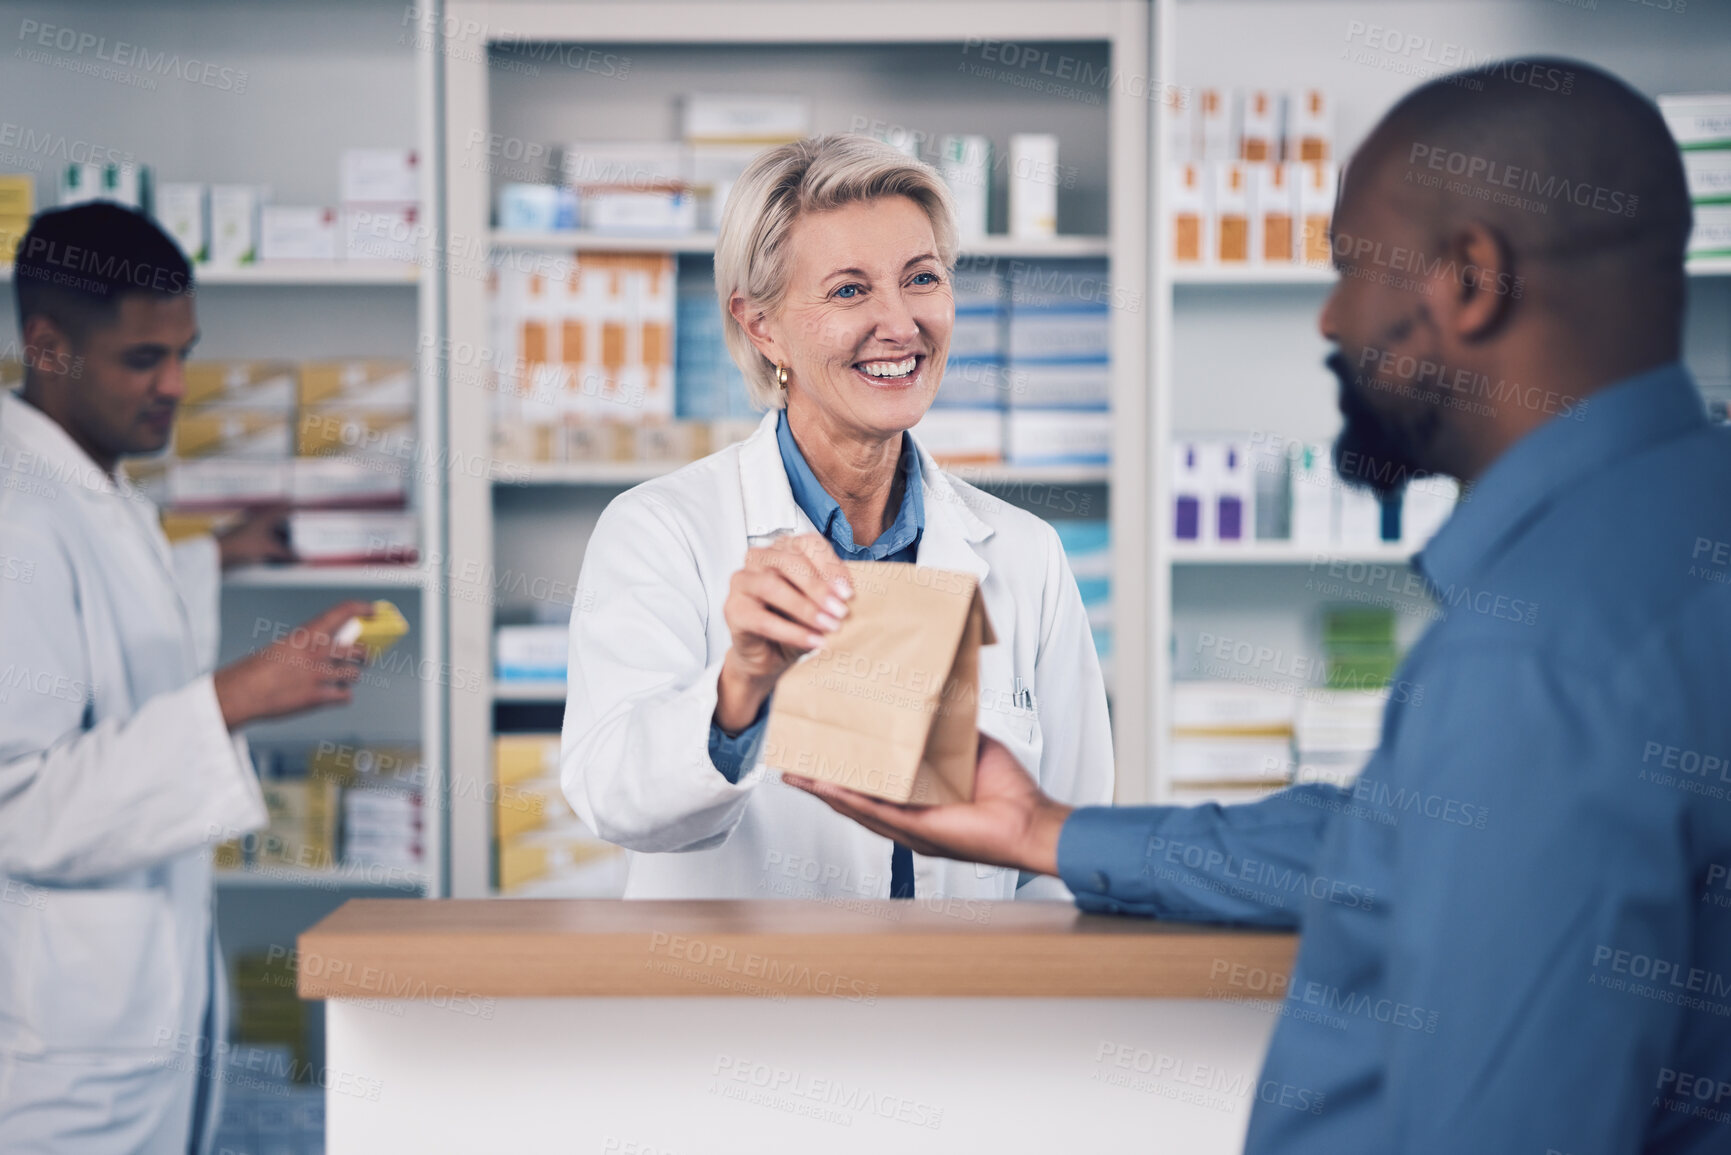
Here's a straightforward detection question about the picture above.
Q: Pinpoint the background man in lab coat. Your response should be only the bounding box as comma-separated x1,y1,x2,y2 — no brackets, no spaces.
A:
0,203,373,1153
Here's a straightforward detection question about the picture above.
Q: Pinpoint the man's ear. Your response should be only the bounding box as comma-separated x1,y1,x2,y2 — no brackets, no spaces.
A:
729,293,785,367
21,313,77,382
1444,220,1517,344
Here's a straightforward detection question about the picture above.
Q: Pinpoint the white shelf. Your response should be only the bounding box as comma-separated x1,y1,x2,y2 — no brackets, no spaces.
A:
492,230,718,254
0,261,422,286
1169,542,1415,566
197,261,422,286
947,463,1112,486
959,234,1113,259
1171,264,1335,286
496,461,676,486
223,564,429,589
213,864,428,891
491,679,567,702
1169,258,1731,286
491,230,1111,260
495,460,1111,488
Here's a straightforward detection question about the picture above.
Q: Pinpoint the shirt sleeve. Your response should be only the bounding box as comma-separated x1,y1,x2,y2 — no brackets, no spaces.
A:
1055,783,1346,926
1369,642,1689,1153
708,703,769,785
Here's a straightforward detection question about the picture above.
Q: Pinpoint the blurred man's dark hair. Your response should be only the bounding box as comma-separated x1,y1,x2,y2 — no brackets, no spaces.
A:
1327,57,1695,494
1366,56,1692,335
14,202,195,348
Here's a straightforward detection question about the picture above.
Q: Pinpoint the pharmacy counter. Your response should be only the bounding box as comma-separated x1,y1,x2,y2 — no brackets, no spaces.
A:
299,899,1297,1154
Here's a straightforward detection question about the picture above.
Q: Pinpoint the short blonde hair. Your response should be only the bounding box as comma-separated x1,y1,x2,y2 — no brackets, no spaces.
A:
715,133,959,410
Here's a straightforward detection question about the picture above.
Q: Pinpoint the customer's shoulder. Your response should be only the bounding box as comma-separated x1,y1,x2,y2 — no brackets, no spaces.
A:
1452,423,1731,663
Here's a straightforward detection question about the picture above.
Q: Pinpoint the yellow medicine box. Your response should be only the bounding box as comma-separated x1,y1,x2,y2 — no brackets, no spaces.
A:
494,734,559,786
335,600,409,659
0,174,35,217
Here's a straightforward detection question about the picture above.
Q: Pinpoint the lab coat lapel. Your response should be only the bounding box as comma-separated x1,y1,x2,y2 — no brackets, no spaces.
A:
910,436,993,583
0,390,115,503
0,392,198,704
737,409,812,540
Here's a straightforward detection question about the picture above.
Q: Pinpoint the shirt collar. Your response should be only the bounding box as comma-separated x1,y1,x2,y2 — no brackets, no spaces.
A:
1416,362,1707,592
775,408,925,561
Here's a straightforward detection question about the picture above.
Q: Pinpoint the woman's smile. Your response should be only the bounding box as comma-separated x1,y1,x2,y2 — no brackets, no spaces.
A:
851,352,927,391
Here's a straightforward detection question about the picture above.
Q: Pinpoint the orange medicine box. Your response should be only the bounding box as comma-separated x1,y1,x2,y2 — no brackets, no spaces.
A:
1298,162,1338,268
1252,163,1300,263
1212,162,1252,264
1170,161,1208,263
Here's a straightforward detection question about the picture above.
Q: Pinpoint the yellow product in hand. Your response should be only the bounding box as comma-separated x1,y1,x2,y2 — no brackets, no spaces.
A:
335,600,409,659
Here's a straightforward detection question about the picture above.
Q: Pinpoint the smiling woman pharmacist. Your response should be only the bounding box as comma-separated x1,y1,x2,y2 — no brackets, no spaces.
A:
559,133,1112,902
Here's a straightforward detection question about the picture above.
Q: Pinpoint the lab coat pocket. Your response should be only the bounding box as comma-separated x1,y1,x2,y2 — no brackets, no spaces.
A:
975,640,1042,763
977,681,1038,746
12,888,183,1053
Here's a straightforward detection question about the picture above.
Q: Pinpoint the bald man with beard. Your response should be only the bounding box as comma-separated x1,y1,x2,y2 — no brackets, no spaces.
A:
790,59,1731,1154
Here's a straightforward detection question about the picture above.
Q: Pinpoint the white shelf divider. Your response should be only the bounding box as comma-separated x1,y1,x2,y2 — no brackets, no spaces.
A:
1687,256,1731,278
490,680,568,703
195,261,422,286
1171,263,1336,286
222,564,430,589
491,230,717,254
494,462,678,487
0,261,422,286
491,229,1111,260
213,865,429,891
494,460,1112,488
1168,542,1415,566
1169,257,1731,287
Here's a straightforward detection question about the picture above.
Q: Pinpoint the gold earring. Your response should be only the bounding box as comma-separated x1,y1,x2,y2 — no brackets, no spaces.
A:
776,364,789,389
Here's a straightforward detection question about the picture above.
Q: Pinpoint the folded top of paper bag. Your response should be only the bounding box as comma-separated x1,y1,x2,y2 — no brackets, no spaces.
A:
761,561,995,805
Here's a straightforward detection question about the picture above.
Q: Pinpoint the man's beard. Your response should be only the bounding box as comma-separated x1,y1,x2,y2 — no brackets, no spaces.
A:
1327,351,1434,497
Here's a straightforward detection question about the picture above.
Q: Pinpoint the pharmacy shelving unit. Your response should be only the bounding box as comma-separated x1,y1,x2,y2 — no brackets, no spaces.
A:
0,5,450,1138
0,10,447,901
443,0,1153,897
1148,0,1731,799
0,0,448,900
202,45,447,903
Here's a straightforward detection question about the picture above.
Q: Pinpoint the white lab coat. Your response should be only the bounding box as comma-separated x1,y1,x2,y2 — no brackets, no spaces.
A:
562,409,1114,902
0,391,267,1154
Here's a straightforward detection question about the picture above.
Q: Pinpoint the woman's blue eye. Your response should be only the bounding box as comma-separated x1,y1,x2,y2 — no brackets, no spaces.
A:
834,283,862,299
911,271,939,286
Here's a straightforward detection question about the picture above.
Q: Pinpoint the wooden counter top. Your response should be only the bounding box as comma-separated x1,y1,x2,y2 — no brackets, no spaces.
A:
297,899,1296,1000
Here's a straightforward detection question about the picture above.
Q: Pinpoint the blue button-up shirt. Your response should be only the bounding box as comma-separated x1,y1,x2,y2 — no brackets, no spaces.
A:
707,410,925,781
1059,364,1731,1153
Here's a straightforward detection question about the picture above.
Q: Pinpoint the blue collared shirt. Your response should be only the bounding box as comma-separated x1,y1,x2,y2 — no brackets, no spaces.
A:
707,410,925,781
1058,363,1731,1153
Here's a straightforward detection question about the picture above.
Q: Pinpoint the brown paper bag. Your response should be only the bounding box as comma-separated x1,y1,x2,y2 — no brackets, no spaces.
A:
762,561,995,805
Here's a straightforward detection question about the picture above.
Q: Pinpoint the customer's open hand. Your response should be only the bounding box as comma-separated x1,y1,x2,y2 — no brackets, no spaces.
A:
785,735,1073,878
